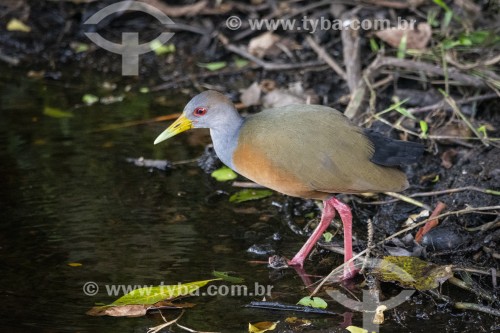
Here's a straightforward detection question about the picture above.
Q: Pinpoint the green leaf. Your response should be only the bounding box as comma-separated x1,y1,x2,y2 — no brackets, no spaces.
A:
198,61,227,71
43,106,73,118
82,94,99,106
322,232,333,242
369,37,379,52
346,326,369,333
397,32,407,59
150,40,175,55
394,105,416,120
111,279,219,306
211,166,238,182
419,120,428,138
212,271,245,284
377,97,414,119
229,189,273,203
432,0,451,12
234,57,249,68
477,125,488,138
297,296,328,309
443,10,453,28
71,42,89,53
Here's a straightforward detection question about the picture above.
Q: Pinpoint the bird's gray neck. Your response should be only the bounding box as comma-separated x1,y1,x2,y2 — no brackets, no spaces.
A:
210,114,244,170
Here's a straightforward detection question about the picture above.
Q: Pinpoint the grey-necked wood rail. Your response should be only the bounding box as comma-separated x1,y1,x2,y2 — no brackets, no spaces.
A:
154,90,423,279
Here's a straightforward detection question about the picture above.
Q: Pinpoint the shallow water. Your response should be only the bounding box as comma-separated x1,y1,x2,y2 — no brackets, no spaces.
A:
0,66,494,333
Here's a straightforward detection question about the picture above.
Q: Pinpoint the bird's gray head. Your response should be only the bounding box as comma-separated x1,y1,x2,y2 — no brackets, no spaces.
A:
182,91,238,130
153,90,242,145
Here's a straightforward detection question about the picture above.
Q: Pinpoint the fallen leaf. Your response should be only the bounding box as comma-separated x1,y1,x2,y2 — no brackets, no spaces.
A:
248,321,278,333
67,262,82,267
440,149,457,169
7,18,31,32
297,296,327,309
375,22,431,50
248,32,281,58
211,166,238,181
229,189,273,203
371,256,453,290
87,300,195,317
43,106,73,118
82,94,99,106
111,279,219,306
197,62,227,71
346,325,369,333
284,317,311,328
150,40,175,55
240,82,262,107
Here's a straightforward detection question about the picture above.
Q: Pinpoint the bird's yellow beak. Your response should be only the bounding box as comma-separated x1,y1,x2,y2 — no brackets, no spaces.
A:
153,114,193,145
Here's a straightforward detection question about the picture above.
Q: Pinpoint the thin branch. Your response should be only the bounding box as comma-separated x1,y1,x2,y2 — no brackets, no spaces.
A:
305,36,347,81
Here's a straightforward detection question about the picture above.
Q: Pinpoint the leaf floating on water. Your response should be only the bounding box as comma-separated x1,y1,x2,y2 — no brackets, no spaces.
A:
346,326,370,333
43,106,73,118
211,166,237,181
87,304,149,317
371,256,453,290
7,18,31,32
212,271,244,284
67,262,82,267
229,189,273,203
248,321,278,333
296,296,327,309
284,317,311,328
99,279,220,308
82,94,99,106
87,300,195,317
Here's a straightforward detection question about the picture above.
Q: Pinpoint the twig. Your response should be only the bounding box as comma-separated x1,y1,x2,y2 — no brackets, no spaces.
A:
341,10,362,92
378,57,489,88
454,302,500,317
407,93,498,114
383,192,430,210
363,186,500,205
448,277,496,303
305,36,347,81
441,90,490,147
148,310,184,333
219,34,325,71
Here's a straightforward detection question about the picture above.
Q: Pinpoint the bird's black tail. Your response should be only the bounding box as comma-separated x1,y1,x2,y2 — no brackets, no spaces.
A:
364,129,425,167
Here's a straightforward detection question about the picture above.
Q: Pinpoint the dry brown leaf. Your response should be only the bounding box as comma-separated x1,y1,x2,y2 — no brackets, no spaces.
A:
375,22,431,50
248,321,278,333
440,149,458,169
240,82,262,106
248,32,281,58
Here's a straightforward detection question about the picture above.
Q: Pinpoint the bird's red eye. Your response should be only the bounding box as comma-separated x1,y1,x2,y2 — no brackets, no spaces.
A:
193,107,207,117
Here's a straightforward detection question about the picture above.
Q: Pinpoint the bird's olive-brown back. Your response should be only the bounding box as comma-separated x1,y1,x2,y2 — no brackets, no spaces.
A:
232,104,408,200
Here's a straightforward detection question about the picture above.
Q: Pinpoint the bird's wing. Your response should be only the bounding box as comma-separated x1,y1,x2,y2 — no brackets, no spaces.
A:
236,105,408,196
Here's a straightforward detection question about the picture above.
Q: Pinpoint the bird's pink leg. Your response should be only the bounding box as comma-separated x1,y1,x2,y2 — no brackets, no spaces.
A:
288,198,336,267
288,197,357,280
329,197,356,280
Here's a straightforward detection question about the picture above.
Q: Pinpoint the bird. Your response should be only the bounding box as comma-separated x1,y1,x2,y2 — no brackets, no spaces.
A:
154,90,424,279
